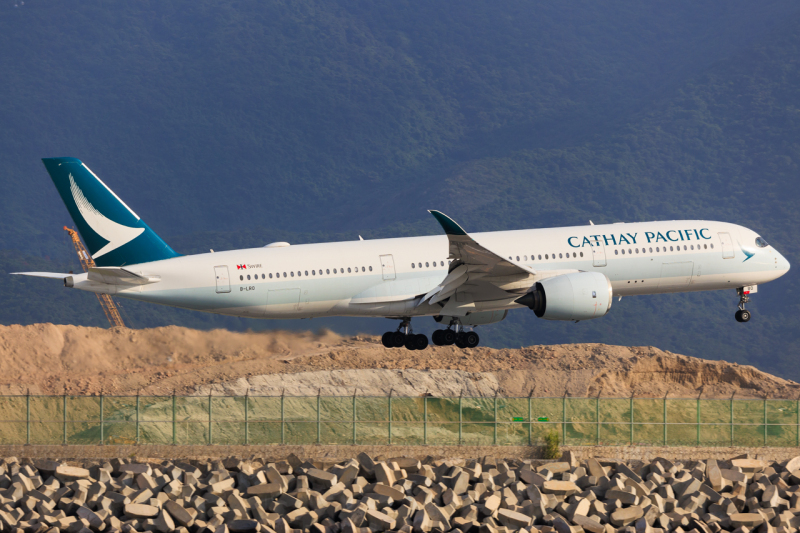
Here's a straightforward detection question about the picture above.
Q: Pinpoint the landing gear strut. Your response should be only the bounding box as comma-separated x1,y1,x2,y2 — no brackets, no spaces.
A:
431,318,480,348
381,318,428,350
735,287,752,323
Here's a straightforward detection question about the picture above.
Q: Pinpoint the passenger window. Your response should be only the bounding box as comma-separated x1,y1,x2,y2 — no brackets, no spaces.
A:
290,272,294,277
545,254,549,259
516,256,520,261
440,261,444,266
524,255,528,261
649,247,652,253
425,262,429,267
684,245,687,251
369,266,373,271
580,252,583,257
669,247,673,251
704,244,707,250
347,267,351,273
247,275,251,280
240,275,243,281
573,252,576,258
636,248,639,254
305,271,308,276
628,249,632,254
711,243,714,249
412,263,415,268
326,269,330,274
418,263,422,268
361,267,365,272
538,255,542,260
333,268,337,274
690,245,694,250
656,247,659,252
559,253,562,259
269,273,273,279
615,250,619,255
622,249,625,255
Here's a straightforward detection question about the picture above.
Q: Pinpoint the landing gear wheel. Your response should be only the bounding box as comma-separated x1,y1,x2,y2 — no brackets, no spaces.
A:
413,334,429,350
464,331,480,348
391,331,406,348
431,330,443,346
441,329,456,345
404,336,417,350
455,332,467,349
381,332,393,348
735,309,751,322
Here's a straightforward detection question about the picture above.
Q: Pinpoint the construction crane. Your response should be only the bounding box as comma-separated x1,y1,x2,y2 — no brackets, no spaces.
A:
63,226,126,328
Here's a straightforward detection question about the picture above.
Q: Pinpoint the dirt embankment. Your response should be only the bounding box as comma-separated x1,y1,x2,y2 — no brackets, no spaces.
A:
0,323,795,399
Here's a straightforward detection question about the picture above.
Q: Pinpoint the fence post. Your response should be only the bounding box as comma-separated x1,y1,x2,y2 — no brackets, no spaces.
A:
280,389,285,445
389,389,393,446
764,395,768,446
100,391,104,446
26,389,30,446
730,392,735,447
663,393,668,446
424,395,428,445
562,393,567,445
208,392,213,446
596,392,600,446
494,391,498,446
630,393,634,445
245,390,249,446
135,391,140,445
316,389,320,445
172,390,176,446
458,390,463,446
528,390,533,447
63,391,67,445
697,389,704,445
352,389,357,445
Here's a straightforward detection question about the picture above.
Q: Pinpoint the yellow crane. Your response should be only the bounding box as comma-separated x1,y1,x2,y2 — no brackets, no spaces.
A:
63,226,126,328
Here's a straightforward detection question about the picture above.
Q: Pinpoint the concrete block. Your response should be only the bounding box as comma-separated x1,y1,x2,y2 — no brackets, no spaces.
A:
610,506,644,527
230,520,261,533
366,509,396,531
542,481,579,497
155,509,174,533
165,501,194,527
730,514,766,528
374,464,396,487
124,504,159,519
731,460,766,475
56,467,91,482
497,509,531,529
307,470,337,491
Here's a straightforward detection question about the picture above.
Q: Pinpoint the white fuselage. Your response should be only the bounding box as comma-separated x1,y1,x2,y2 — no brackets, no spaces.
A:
67,220,790,320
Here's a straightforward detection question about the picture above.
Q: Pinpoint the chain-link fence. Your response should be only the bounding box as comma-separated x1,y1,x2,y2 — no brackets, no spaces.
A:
0,394,797,447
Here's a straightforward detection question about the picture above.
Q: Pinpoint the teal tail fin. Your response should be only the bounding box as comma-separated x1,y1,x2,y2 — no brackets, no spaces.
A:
42,157,179,267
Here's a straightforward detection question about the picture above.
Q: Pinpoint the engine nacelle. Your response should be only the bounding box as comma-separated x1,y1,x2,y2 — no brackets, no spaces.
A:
516,272,612,321
435,310,508,326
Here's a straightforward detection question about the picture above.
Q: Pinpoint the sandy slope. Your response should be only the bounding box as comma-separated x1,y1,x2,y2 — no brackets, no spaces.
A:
0,324,796,399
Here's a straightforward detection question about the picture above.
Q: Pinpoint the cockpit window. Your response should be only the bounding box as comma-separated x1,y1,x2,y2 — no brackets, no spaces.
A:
755,236,769,248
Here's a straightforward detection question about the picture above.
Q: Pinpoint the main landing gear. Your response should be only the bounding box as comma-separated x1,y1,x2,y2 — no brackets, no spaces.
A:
380,318,481,350
431,318,480,348
381,319,429,350
735,287,752,323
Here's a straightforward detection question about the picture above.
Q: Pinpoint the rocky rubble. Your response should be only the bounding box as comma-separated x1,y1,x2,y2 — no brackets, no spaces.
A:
0,453,799,533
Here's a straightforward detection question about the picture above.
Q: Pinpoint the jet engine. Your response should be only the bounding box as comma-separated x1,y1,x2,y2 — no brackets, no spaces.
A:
435,310,508,326
516,272,612,321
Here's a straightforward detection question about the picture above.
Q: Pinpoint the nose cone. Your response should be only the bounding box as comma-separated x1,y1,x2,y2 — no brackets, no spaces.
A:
778,251,791,274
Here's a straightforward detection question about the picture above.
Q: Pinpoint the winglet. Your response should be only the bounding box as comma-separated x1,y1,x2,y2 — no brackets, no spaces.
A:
428,210,468,236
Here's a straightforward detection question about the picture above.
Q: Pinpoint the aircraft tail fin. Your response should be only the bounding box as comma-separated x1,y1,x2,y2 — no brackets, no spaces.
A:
42,157,179,267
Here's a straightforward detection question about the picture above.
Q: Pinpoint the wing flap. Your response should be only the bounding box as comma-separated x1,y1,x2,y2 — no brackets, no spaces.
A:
11,272,71,280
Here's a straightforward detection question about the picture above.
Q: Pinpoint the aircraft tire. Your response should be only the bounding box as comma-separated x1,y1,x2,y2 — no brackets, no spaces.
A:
381,332,394,348
464,331,480,348
414,334,429,350
442,329,456,345
391,331,406,348
404,336,417,350
431,330,442,346
736,309,751,322
455,333,467,349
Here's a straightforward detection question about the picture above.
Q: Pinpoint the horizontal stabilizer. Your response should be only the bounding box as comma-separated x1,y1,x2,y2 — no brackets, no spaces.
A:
11,272,70,280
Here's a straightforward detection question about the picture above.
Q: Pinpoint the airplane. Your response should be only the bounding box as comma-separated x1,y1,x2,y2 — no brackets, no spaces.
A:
14,158,791,350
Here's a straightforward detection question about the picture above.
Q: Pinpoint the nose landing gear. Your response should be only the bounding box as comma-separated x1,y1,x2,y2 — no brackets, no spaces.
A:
381,318,429,350
735,287,752,323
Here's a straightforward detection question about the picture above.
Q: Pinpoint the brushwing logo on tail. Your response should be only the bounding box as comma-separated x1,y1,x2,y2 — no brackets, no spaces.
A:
69,174,144,258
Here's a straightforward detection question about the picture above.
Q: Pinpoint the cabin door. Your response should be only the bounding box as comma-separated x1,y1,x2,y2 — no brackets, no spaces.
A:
718,232,735,259
380,254,396,280
214,266,231,293
591,241,607,267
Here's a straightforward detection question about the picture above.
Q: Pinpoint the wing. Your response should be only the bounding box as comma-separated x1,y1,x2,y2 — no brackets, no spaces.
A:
419,210,537,312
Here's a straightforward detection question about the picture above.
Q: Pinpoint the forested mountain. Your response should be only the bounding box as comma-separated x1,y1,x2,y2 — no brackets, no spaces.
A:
1,1,799,381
